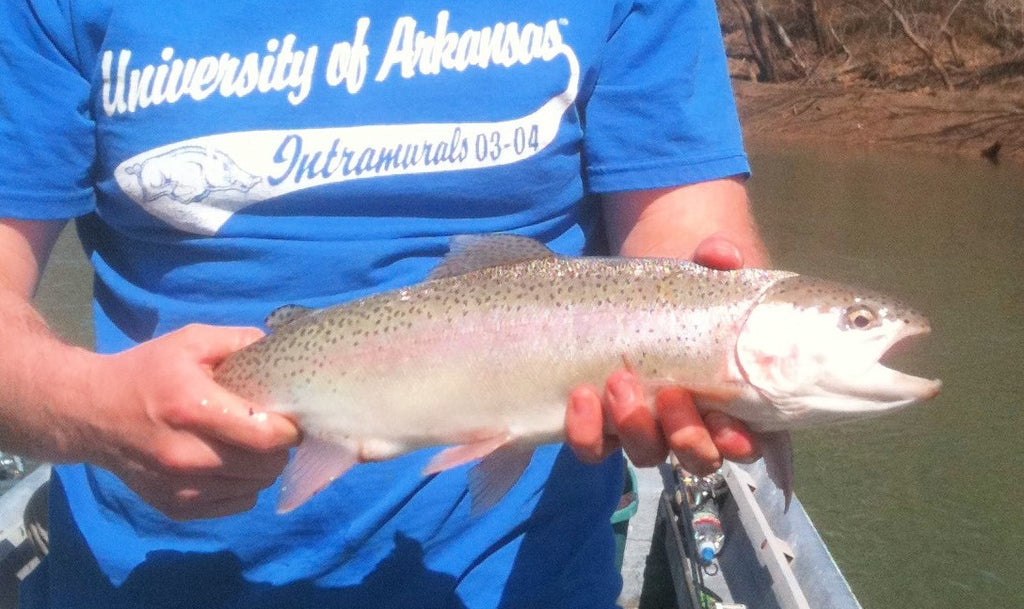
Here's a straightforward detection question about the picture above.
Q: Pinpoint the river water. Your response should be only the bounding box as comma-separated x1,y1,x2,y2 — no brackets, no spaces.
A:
746,142,1024,609
28,145,1024,608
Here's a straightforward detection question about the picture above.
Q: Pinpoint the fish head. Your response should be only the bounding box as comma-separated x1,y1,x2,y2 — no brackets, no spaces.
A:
734,275,941,428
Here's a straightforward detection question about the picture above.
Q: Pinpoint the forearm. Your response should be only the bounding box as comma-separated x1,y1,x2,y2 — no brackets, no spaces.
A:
0,286,102,462
603,177,769,267
0,218,102,461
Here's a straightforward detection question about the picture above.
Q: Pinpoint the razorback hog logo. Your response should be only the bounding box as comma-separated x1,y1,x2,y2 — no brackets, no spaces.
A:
122,146,261,204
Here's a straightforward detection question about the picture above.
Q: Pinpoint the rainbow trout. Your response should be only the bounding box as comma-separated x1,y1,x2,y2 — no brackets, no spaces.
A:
215,235,941,513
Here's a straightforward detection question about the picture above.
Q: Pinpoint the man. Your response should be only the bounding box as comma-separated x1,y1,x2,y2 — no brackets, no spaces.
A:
1,1,763,607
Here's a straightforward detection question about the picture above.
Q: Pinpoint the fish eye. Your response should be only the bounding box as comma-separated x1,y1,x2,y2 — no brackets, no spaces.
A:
839,307,880,331
843,305,879,330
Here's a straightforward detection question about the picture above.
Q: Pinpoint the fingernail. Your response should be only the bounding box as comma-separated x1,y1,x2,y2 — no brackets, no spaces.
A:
568,387,589,414
608,376,638,408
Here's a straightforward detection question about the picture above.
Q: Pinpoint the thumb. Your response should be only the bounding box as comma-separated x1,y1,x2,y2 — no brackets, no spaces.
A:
691,234,744,271
168,324,266,366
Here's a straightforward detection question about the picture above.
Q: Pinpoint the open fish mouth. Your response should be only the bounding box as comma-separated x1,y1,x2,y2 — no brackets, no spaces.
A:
863,323,942,406
799,321,941,421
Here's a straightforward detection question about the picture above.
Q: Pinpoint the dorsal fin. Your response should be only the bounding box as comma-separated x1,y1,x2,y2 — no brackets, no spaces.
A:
265,304,316,330
428,234,556,280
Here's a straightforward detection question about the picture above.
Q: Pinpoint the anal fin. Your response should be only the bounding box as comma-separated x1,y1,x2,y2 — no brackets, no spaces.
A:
277,436,359,514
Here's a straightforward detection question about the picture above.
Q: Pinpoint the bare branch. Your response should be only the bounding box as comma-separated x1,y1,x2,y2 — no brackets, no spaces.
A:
877,0,956,90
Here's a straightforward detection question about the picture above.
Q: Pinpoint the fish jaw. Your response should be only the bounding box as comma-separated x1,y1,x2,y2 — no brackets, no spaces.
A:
734,276,941,430
813,327,942,412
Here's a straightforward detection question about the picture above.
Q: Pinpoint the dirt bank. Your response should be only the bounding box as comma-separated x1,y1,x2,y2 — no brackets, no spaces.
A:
732,78,1024,166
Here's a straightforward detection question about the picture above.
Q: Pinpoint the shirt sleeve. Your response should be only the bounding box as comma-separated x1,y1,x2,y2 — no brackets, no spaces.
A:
582,0,749,193
0,0,96,219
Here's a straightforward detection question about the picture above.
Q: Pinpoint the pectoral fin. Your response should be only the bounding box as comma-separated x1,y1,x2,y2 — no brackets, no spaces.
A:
760,430,795,512
643,378,746,404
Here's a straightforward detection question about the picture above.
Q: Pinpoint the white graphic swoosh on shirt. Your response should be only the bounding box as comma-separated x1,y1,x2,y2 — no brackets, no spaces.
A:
114,44,580,236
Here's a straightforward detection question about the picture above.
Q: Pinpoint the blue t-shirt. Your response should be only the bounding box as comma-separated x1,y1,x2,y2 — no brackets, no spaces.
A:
0,1,748,607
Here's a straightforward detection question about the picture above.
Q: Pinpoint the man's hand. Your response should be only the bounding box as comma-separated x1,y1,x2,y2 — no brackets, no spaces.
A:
79,325,300,520
0,220,300,520
564,235,760,474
